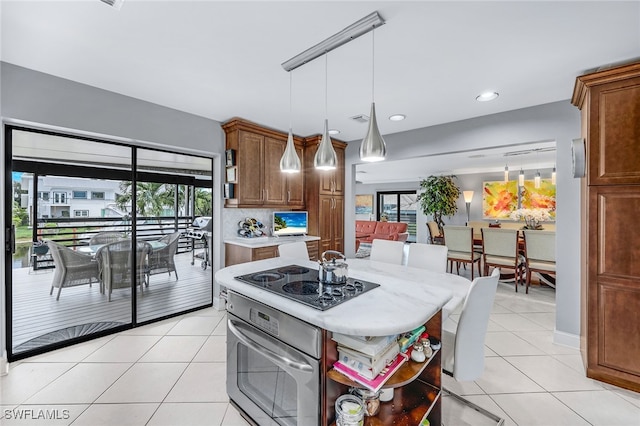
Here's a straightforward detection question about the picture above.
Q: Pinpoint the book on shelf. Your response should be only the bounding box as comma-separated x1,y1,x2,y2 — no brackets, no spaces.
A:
333,352,408,393
332,333,398,357
399,325,425,353
337,340,400,379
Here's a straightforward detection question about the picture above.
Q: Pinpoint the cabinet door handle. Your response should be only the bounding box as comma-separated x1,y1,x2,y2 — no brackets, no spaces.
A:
288,190,291,202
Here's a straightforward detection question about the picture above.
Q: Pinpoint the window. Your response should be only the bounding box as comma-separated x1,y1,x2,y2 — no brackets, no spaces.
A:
38,192,50,201
74,210,89,217
377,191,418,243
91,191,105,200
73,190,87,199
53,192,67,204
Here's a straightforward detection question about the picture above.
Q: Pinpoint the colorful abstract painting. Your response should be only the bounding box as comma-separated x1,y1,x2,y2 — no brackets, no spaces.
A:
483,181,518,219
521,179,556,217
355,194,373,215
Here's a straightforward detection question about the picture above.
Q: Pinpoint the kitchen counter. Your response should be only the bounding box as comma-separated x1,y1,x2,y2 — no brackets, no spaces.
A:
223,235,320,249
215,257,469,336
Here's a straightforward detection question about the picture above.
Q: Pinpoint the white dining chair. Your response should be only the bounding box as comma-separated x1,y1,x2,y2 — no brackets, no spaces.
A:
481,227,524,291
369,239,405,265
523,230,556,293
277,241,309,260
440,268,503,424
407,243,448,273
443,225,481,279
442,267,499,381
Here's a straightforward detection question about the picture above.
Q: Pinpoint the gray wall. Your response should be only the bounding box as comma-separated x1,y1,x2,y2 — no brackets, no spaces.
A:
346,100,582,347
1,63,223,152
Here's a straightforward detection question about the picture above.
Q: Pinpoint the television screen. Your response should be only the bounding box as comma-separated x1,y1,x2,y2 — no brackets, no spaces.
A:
273,211,308,236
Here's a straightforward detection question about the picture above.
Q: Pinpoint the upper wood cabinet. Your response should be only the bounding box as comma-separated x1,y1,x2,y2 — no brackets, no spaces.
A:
572,62,640,185
304,134,345,196
222,118,304,208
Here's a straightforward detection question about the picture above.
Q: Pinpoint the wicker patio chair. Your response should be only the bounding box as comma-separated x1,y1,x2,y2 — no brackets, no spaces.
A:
89,231,127,246
147,232,180,281
96,240,152,301
48,241,100,300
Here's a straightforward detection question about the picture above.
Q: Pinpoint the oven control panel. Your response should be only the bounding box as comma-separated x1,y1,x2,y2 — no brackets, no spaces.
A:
250,308,279,336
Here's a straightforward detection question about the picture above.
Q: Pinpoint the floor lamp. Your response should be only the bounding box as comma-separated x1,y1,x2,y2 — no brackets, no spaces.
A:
463,191,474,223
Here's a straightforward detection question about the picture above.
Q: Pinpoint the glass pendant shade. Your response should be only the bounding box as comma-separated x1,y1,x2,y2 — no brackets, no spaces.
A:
504,165,509,183
314,119,337,170
535,171,541,188
280,130,301,173
360,102,387,162
518,169,525,187
551,166,557,185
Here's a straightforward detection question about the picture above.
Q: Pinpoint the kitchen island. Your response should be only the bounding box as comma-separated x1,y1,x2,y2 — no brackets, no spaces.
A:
215,257,470,425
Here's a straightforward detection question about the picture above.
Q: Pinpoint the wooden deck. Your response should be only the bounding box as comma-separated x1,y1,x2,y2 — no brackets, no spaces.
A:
10,251,213,353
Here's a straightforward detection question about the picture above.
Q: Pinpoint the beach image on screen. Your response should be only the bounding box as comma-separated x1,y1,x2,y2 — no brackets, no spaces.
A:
273,212,307,235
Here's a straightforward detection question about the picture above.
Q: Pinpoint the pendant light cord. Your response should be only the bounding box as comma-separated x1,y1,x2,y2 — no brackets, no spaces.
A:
325,52,328,118
372,27,375,102
289,71,293,130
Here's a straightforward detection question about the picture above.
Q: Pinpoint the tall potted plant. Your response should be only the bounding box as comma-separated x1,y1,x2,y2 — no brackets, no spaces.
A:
417,175,461,231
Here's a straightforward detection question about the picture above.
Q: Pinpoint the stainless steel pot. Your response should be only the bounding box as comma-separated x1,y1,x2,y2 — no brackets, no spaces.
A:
318,250,348,285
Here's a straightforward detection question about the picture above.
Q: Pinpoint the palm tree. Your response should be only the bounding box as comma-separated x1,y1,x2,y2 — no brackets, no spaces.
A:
116,182,175,217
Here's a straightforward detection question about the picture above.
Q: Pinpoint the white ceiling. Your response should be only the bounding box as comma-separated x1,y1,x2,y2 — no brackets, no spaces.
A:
1,1,639,183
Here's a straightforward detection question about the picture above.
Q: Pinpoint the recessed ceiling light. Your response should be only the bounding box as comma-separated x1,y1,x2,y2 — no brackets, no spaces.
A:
328,129,340,135
476,91,499,102
389,114,406,121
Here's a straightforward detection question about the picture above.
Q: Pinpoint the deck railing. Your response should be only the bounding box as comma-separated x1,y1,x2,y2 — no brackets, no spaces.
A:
27,216,202,270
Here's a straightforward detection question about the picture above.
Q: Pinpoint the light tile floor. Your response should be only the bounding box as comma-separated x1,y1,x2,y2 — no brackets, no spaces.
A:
2,275,640,425
442,271,640,426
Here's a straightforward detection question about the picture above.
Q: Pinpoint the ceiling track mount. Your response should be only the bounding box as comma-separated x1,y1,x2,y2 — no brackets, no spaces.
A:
281,11,385,72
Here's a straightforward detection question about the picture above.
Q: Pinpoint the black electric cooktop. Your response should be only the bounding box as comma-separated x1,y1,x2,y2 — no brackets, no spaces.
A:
234,264,379,311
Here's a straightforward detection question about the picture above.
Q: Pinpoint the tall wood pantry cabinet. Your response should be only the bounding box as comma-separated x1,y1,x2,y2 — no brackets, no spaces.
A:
571,61,640,392
304,135,346,255
222,118,304,209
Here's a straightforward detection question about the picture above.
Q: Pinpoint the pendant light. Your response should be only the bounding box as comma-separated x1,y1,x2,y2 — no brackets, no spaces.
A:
551,164,557,185
518,168,525,187
504,164,509,183
280,71,301,173
360,28,387,162
314,53,338,170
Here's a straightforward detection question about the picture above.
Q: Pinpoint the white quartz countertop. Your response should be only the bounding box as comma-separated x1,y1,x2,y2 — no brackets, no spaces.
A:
215,257,471,336
224,235,320,248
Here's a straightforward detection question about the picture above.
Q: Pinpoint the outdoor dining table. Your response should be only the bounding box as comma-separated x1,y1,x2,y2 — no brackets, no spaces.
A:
77,240,167,256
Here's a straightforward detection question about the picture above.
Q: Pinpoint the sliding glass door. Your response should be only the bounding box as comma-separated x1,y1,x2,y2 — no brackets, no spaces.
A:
6,126,213,359
377,191,418,242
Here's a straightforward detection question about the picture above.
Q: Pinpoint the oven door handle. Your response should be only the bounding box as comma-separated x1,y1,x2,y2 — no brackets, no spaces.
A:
228,318,314,373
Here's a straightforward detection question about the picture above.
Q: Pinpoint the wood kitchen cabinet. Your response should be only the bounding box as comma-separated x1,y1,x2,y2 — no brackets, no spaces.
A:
225,239,320,266
318,195,344,255
572,61,640,392
304,136,346,254
222,118,304,208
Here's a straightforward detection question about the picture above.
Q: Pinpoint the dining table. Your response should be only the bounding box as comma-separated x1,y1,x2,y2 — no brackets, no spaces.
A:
77,239,167,256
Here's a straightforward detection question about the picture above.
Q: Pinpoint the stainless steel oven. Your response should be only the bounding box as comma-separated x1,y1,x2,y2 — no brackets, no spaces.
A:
227,291,322,426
